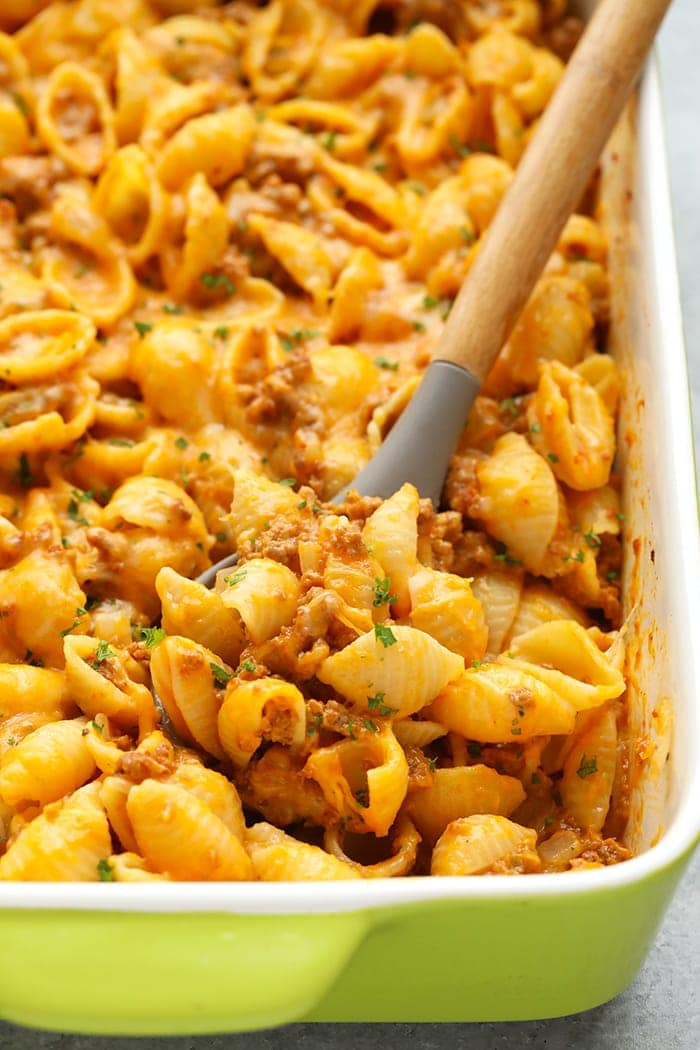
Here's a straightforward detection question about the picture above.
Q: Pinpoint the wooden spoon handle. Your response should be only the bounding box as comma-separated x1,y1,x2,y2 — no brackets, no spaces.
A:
434,0,673,380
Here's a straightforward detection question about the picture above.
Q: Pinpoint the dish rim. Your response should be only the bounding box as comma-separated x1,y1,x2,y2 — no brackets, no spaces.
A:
0,63,697,917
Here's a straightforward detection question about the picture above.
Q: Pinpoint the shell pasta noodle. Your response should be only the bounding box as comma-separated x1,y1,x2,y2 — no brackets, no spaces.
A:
0,0,633,882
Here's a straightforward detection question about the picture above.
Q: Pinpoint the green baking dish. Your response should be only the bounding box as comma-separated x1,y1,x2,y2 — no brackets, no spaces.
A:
1,19,699,1042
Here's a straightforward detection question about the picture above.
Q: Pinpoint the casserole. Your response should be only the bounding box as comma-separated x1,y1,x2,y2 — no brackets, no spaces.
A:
0,10,698,1040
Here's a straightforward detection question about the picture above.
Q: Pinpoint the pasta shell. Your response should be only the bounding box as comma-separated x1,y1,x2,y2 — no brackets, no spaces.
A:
431,814,540,876
407,765,525,845
127,779,254,881
245,822,358,881
317,624,464,718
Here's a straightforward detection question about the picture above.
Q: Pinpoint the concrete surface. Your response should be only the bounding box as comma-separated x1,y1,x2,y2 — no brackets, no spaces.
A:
0,1,697,1047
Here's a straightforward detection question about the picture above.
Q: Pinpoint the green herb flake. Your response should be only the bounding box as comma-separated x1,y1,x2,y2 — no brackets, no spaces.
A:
423,295,439,310
467,742,482,759
412,320,426,333
90,719,103,734
97,858,115,882
530,421,542,433
584,530,602,549
374,356,399,371
573,550,585,563
224,569,247,587
279,477,296,487
93,640,115,665
163,302,183,315
408,181,426,196
576,754,598,778
174,436,188,450
372,576,397,608
511,727,522,736
210,662,233,687
374,623,397,648
200,272,235,296
543,816,556,827
493,542,522,567
373,161,388,174
67,498,88,526
547,452,559,463
216,531,228,543
606,569,620,582
499,397,519,417
61,536,70,549
471,659,483,669
17,453,33,489
363,718,379,733
426,756,438,771
133,321,152,338
212,326,229,341
324,131,337,151
297,499,307,510
107,437,135,448
460,226,476,245
279,334,295,352
140,626,167,649
449,133,472,157
239,658,257,674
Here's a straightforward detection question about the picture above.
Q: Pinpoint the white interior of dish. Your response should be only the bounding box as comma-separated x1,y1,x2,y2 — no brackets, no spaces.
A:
0,13,698,912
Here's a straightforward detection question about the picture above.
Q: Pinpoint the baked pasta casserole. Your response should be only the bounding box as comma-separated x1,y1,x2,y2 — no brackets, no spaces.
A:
0,0,631,881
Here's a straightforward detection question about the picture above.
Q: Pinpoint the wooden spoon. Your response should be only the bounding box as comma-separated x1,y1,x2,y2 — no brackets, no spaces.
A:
338,0,672,503
197,0,672,588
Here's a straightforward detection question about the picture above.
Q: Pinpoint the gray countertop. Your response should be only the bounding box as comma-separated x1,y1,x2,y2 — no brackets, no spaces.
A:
1,2,698,1048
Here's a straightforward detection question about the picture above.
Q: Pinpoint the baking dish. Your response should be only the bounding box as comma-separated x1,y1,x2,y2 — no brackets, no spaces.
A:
1,14,699,1040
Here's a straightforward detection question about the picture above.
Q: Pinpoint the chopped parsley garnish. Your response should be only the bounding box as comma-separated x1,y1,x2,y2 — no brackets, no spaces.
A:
573,550,585,563
216,531,228,543
547,452,559,463
449,133,472,157
224,570,247,587
367,692,397,717
16,453,33,489
499,397,519,417
60,606,87,637
530,421,542,433
107,437,135,448
374,356,399,371
239,658,257,674
198,450,211,462
96,859,115,882
324,131,337,151
471,659,483,669
210,662,233,686
200,272,235,296
363,718,379,733
279,335,294,352
412,320,426,333
426,756,438,771
374,623,397,648
584,530,602,549
606,569,619,582
493,542,522,567
576,754,598,778
93,640,115,665
297,499,307,510
67,498,88,526
279,477,296,487
372,577,397,608
174,436,188,450
373,161,388,174
163,302,183,315
407,181,426,196
140,626,167,648
133,321,152,338
460,226,476,245
423,295,439,309
213,326,229,340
